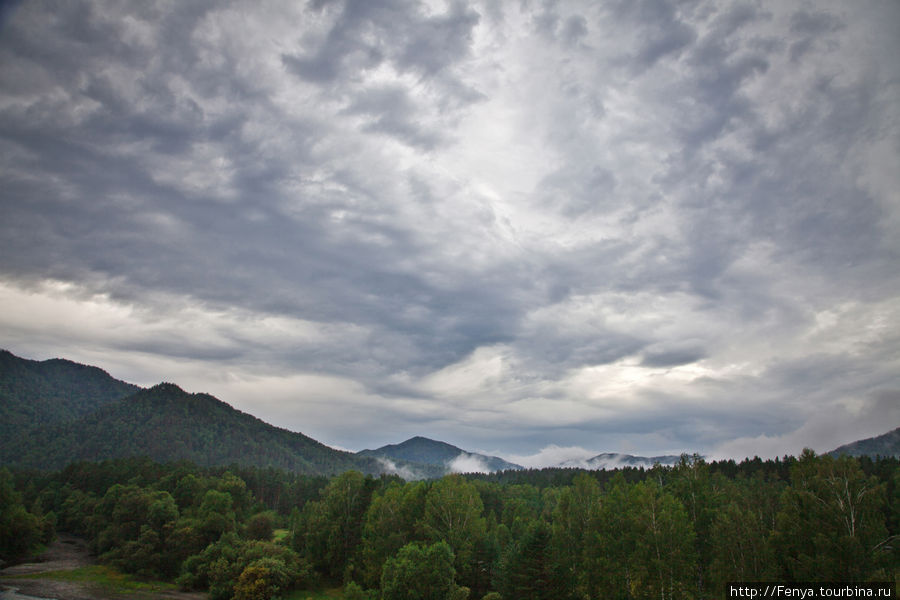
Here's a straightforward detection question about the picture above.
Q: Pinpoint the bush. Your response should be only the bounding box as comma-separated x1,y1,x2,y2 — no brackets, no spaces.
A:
234,562,278,600
179,533,309,600
343,581,373,600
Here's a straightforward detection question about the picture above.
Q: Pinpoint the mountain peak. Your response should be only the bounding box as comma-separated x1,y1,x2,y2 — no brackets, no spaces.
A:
359,436,523,476
0,349,389,476
148,382,187,394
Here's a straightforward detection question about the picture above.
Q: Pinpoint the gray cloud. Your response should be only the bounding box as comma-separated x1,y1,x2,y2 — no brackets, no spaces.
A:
1,0,898,457
341,84,444,149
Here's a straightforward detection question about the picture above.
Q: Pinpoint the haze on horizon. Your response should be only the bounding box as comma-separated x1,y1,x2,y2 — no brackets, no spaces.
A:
1,0,899,467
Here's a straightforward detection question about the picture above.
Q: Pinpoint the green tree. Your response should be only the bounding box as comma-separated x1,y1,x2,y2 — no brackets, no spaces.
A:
343,580,373,600
773,450,889,581
627,480,697,600
174,473,204,509
500,484,543,540
245,511,276,541
381,541,457,600
218,472,252,521
199,488,236,544
592,473,636,600
668,453,725,596
551,473,600,599
0,467,43,562
708,474,779,586
234,562,275,600
94,486,180,578
179,533,307,600
422,475,487,589
294,470,375,580
499,521,557,600
359,480,427,588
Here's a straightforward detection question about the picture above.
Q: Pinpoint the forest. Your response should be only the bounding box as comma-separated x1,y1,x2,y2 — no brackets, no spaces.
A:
2,451,898,600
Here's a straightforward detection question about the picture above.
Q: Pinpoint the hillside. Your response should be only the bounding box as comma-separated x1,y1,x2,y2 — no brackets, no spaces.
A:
359,436,523,475
560,452,683,470
0,350,435,477
828,427,900,458
0,349,139,440
0,381,399,475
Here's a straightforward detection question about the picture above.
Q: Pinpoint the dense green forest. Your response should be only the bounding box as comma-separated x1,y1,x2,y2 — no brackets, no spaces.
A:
2,382,393,474
2,451,897,599
0,350,435,477
0,349,139,441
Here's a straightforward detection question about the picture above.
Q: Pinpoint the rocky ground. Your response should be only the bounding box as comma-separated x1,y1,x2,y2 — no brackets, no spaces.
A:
0,536,205,600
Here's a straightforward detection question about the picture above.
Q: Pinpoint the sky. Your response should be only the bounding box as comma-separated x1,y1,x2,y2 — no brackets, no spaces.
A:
1,0,899,467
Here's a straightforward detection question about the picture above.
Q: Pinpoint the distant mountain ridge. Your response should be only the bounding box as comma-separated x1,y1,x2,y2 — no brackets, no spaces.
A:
828,427,900,458
358,436,524,477
560,452,683,470
4,382,393,474
0,350,405,476
6,349,893,478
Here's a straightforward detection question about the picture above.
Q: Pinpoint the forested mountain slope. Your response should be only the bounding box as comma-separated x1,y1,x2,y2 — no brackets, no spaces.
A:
359,436,523,473
0,349,139,440
566,452,682,469
829,427,900,458
0,381,392,475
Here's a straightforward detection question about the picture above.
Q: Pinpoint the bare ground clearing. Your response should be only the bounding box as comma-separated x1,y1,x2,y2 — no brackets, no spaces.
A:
0,536,205,600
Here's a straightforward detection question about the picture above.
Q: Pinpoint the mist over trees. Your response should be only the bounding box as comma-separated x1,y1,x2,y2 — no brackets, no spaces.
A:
3,452,897,599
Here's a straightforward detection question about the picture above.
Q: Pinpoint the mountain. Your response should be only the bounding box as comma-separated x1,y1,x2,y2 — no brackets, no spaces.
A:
559,452,682,470
0,349,139,440
0,349,694,478
828,427,900,458
359,436,524,476
0,350,434,477
1,380,402,476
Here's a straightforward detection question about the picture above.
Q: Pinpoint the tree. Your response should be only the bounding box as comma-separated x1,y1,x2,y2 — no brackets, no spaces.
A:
294,470,375,580
179,533,307,600
0,467,44,562
233,557,297,600
422,475,487,588
381,541,457,600
773,450,889,581
498,521,557,600
591,476,697,600
668,453,724,596
245,511,276,541
359,480,427,588
199,488,236,544
708,474,779,587
592,473,636,600
234,562,276,600
174,473,203,509
343,580,373,600
91,484,181,578
551,473,600,599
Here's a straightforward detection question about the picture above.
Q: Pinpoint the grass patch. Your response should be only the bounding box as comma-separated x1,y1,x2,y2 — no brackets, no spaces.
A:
273,528,291,543
283,586,345,599
9,565,178,595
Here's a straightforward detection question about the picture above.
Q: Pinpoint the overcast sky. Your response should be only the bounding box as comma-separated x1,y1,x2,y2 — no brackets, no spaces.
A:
1,0,899,465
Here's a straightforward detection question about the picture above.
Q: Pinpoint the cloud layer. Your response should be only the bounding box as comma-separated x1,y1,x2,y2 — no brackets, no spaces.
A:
1,0,899,459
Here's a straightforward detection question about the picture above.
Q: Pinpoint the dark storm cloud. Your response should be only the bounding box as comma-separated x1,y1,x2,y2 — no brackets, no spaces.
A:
282,0,478,82
607,0,698,69
788,8,844,62
640,346,707,368
1,0,898,457
341,85,444,149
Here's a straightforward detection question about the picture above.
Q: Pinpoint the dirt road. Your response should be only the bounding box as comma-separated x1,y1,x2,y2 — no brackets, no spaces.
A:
0,536,205,600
